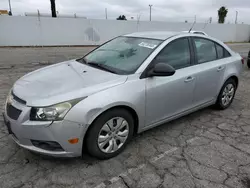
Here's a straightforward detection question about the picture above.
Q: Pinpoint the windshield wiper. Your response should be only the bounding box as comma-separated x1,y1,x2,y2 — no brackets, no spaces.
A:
76,58,87,64
87,62,117,74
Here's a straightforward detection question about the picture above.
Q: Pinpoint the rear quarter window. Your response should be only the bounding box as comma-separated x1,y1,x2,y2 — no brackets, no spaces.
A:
224,49,231,57
215,43,231,59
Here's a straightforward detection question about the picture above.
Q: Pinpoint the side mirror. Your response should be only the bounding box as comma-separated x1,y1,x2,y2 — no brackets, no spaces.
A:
147,63,175,77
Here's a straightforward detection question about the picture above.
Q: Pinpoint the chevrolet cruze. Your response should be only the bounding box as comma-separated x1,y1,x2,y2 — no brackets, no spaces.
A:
3,31,243,159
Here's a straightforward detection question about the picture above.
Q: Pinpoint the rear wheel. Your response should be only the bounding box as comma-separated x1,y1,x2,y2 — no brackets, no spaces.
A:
247,59,250,68
85,108,134,159
247,50,250,68
215,79,236,110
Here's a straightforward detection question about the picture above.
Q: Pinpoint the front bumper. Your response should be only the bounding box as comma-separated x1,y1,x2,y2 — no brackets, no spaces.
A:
3,99,87,158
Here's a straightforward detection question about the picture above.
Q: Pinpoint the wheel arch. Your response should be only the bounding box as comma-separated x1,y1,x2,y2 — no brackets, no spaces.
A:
215,75,238,110
229,75,239,88
82,104,139,154
92,105,139,134
224,75,239,88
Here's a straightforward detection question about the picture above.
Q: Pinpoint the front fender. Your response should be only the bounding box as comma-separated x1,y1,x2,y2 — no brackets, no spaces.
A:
84,101,138,126
64,78,146,133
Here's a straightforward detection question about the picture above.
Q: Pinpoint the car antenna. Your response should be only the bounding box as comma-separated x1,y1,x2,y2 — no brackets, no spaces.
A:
188,20,196,33
203,22,208,29
203,18,209,29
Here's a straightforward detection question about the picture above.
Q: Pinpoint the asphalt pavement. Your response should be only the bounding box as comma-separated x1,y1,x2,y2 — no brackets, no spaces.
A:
0,44,250,188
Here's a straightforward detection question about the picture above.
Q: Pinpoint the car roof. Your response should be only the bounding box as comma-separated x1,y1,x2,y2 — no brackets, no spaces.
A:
124,31,181,40
123,31,229,51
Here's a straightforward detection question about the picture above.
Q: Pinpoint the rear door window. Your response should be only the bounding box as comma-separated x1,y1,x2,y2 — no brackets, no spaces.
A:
193,38,217,64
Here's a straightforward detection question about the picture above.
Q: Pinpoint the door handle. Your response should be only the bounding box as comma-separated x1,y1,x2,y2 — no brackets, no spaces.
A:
217,66,225,72
184,76,195,83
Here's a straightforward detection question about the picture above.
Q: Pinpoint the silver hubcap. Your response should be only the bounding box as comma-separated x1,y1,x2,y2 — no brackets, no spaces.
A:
221,83,234,106
98,117,129,153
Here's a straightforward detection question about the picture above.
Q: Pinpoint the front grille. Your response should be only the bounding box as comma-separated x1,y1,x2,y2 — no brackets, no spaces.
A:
12,91,26,105
6,104,22,120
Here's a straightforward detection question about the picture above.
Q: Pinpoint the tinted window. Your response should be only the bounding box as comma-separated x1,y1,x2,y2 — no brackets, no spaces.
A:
224,49,231,57
194,38,217,64
83,37,162,74
216,44,224,59
154,38,191,69
215,43,231,59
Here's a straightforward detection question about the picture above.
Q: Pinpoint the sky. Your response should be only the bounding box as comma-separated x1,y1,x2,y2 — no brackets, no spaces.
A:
0,0,249,24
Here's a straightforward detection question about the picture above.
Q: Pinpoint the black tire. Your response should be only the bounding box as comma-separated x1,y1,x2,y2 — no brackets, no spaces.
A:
215,78,236,110
248,50,250,68
247,59,250,69
85,108,134,159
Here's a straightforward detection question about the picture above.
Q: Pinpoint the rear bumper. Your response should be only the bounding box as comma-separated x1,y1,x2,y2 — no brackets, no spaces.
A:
3,110,87,158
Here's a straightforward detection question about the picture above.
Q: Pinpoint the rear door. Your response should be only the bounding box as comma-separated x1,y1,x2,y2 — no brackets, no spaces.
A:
191,37,230,106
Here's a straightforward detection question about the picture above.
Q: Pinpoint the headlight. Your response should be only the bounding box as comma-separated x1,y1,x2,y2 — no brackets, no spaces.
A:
30,98,84,121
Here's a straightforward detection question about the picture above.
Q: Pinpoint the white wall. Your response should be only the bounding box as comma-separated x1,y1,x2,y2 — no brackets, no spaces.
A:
235,24,250,42
0,16,249,46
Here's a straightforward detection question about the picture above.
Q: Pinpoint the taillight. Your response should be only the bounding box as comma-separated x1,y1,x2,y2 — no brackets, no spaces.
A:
241,58,244,65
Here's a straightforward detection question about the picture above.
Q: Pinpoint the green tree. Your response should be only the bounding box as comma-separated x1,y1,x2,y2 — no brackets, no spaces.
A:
117,15,127,20
218,6,228,23
50,0,57,17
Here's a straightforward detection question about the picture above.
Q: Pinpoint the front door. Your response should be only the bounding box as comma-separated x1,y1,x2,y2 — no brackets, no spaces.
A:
145,37,196,126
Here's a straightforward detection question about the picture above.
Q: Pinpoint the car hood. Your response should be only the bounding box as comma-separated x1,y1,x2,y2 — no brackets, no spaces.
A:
13,60,127,106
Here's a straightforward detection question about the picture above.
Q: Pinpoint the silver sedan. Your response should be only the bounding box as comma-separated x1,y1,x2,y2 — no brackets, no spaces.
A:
3,31,243,159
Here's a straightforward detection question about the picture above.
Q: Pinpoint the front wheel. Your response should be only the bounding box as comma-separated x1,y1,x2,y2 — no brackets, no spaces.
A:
215,79,236,110
85,108,134,159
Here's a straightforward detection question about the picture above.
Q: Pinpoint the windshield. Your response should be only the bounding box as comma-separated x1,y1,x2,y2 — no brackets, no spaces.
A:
83,37,162,74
